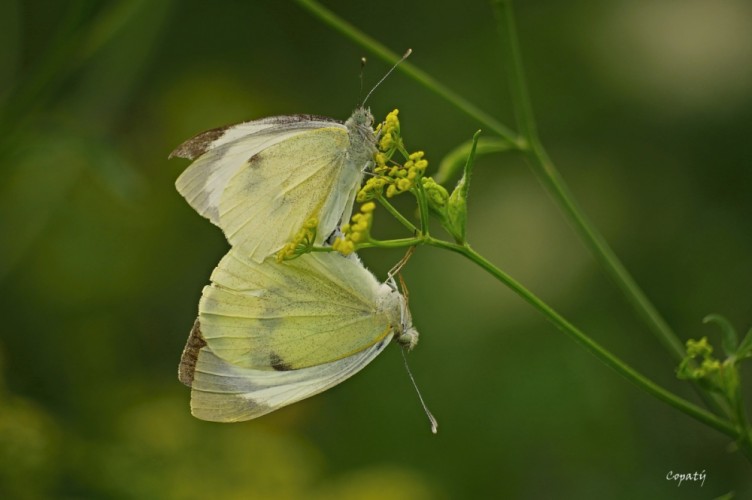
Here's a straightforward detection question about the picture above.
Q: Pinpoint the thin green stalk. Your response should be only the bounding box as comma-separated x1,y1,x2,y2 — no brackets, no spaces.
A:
294,0,520,146
0,0,157,151
413,182,431,236
490,0,730,418
359,237,424,250
490,0,685,359
377,194,418,234
732,376,752,460
427,238,741,441
344,222,743,445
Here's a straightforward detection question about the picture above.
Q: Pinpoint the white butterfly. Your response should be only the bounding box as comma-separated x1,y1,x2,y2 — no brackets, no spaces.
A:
178,250,418,422
170,109,376,263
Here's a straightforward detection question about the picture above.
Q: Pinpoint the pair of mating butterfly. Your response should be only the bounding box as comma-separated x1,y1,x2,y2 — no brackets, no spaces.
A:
172,82,429,426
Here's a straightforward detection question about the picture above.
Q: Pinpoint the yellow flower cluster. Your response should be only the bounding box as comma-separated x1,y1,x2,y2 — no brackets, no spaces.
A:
366,150,428,199
685,337,721,375
377,109,402,153
276,217,318,262
333,202,376,255
357,110,429,203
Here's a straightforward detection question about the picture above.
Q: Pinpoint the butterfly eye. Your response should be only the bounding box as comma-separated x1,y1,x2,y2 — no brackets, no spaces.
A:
397,326,419,351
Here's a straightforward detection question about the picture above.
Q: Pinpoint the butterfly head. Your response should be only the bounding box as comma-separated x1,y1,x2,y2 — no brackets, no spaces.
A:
346,106,374,130
397,324,419,351
396,291,419,350
345,107,377,162
378,281,419,350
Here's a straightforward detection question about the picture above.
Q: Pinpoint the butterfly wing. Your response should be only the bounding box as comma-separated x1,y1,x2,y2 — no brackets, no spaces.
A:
179,320,392,422
173,116,365,262
173,116,340,221
198,250,396,370
218,127,362,261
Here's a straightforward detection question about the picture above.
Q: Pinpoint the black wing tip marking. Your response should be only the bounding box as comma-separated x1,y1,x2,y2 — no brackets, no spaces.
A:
169,125,230,160
178,318,207,386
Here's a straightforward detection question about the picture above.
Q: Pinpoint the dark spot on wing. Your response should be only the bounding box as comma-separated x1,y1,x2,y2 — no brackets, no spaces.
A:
270,352,293,371
178,319,207,386
169,125,230,160
248,153,261,166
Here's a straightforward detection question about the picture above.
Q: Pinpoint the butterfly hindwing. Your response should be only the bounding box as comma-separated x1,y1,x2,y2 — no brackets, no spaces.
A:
198,250,397,371
183,328,392,422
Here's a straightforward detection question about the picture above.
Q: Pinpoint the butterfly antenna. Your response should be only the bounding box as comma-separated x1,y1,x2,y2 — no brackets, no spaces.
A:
358,57,367,103
361,48,412,107
402,349,438,434
398,272,410,306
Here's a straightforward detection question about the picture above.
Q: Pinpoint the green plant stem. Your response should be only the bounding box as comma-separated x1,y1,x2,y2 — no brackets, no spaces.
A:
360,237,425,250
294,0,520,146
377,195,418,234
413,182,431,236
491,0,684,360
339,218,747,452
490,0,730,418
426,238,744,444
732,373,752,460
355,231,744,448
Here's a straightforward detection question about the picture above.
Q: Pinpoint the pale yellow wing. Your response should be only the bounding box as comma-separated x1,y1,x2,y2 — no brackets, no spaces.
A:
198,250,396,370
173,116,341,226
218,127,362,262
179,320,392,422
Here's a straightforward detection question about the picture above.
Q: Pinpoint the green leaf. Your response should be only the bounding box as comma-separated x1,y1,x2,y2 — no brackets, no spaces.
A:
703,314,739,357
737,327,752,360
444,130,482,243
435,135,514,185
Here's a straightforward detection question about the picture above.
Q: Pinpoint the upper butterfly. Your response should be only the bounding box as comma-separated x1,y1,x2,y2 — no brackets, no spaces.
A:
170,108,377,262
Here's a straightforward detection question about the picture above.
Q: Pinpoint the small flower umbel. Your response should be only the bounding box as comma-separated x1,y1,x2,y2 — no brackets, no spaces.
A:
376,108,404,156
358,110,429,203
677,315,752,445
276,217,318,262
333,202,376,256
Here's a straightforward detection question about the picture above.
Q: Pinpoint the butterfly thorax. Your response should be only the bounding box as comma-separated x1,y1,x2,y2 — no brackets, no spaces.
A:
345,107,377,167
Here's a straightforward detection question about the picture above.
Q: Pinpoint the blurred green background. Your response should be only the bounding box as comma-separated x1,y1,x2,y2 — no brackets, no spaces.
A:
2,0,751,498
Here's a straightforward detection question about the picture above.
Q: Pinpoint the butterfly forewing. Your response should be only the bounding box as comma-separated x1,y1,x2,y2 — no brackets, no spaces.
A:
218,127,357,261
173,114,370,263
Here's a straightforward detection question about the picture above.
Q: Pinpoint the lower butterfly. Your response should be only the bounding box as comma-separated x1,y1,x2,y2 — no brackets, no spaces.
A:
178,250,418,422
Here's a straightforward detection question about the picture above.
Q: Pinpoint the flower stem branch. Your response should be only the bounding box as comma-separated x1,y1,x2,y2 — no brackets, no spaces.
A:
294,0,520,146
428,238,743,443
490,0,730,418
490,0,687,361
377,195,418,234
